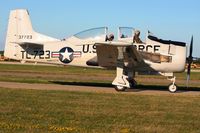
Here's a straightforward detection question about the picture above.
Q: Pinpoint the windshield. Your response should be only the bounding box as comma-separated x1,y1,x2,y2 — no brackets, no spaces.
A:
74,27,108,40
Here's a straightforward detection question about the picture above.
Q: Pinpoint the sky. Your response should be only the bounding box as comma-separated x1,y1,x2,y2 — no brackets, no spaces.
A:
0,0,200,57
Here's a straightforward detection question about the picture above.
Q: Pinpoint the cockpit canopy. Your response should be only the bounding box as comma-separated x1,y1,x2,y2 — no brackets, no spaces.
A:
71,27,185,47
74,27,108,41
72,27,135,42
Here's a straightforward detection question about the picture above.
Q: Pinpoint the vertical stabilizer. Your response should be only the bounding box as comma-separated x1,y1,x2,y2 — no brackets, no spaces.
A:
4,9,58,59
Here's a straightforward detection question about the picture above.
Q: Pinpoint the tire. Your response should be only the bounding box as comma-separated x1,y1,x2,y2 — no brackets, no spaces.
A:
168,83,178,93
129,79,137,88
114,85,126,91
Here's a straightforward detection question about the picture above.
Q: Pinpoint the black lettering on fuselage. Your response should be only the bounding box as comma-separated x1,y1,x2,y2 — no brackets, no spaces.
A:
138,45,145,51
154,45,160,53
134,44,160,53
21,51,25,59
82,44,96,53
81,44,160,54
92,44,96,53
26,52,31,59
146,45,153,51
39,51,44,59
82,45,89,53
45,50,50,59
21,50,51,59
18,35,32,39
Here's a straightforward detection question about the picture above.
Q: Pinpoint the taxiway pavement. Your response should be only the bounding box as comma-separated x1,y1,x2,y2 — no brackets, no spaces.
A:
0,81,200,96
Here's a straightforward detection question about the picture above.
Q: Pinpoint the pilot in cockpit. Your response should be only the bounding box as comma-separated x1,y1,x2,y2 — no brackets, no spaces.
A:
133,30,143,43
106,33,114,41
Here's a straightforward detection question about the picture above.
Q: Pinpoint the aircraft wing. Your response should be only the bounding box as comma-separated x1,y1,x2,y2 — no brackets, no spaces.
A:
95,41,172,68
95,41,143,68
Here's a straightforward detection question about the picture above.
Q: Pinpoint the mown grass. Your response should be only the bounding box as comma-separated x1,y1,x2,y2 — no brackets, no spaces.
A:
1,64,200,79
0,64,200,88
0,64,114,75
0,75,112,85
0,64,115,84
0,88,200,133
0,64,200,132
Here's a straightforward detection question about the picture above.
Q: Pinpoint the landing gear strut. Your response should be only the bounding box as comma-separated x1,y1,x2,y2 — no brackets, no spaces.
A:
112,47,137,91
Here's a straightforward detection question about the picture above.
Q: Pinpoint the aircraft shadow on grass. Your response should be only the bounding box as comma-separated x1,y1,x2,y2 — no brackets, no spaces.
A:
49,81,200,93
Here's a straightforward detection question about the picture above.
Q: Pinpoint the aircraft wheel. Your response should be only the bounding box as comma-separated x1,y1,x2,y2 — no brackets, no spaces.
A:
114,85,126,91
129,79,137,88
168,83,177,93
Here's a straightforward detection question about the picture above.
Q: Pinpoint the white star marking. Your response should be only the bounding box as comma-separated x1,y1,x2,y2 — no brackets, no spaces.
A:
60,48,73,61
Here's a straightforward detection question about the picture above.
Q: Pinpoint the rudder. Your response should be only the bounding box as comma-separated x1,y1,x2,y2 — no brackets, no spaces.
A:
4,9,58,59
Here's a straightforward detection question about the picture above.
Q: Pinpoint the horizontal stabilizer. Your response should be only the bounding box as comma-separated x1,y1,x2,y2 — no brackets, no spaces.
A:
12,41,43,46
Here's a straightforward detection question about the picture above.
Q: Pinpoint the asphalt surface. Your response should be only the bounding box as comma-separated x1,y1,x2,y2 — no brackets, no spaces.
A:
0,81,200,96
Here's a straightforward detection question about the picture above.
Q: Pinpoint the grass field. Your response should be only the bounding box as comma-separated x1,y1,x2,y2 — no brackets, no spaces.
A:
0,63,200,85
0,64,114,84
0,63,200,91
0,63,200,132
0,88,200,133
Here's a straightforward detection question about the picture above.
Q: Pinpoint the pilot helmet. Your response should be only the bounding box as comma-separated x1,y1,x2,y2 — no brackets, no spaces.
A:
135,30,140,36
109,33,114,40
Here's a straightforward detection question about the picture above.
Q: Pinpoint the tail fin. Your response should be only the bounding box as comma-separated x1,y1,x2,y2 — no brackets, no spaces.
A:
4,9,58,59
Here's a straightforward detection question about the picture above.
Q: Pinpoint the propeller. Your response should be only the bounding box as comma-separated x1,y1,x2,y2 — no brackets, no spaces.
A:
186,36,193,87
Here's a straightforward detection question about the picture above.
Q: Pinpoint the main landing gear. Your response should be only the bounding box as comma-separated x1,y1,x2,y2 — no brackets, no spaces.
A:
112,47,133,91
112,61,137,92
112,66,133,92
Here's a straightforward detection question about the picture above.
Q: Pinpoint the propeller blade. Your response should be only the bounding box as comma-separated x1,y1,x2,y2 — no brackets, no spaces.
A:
186,36,193,87
189,36,193,58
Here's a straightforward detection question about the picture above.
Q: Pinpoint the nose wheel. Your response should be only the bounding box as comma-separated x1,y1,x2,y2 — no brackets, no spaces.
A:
167,76,177,93
168,83,178,93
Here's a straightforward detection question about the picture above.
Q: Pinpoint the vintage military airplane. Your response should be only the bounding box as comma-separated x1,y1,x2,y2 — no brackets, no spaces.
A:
4,9,195,92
